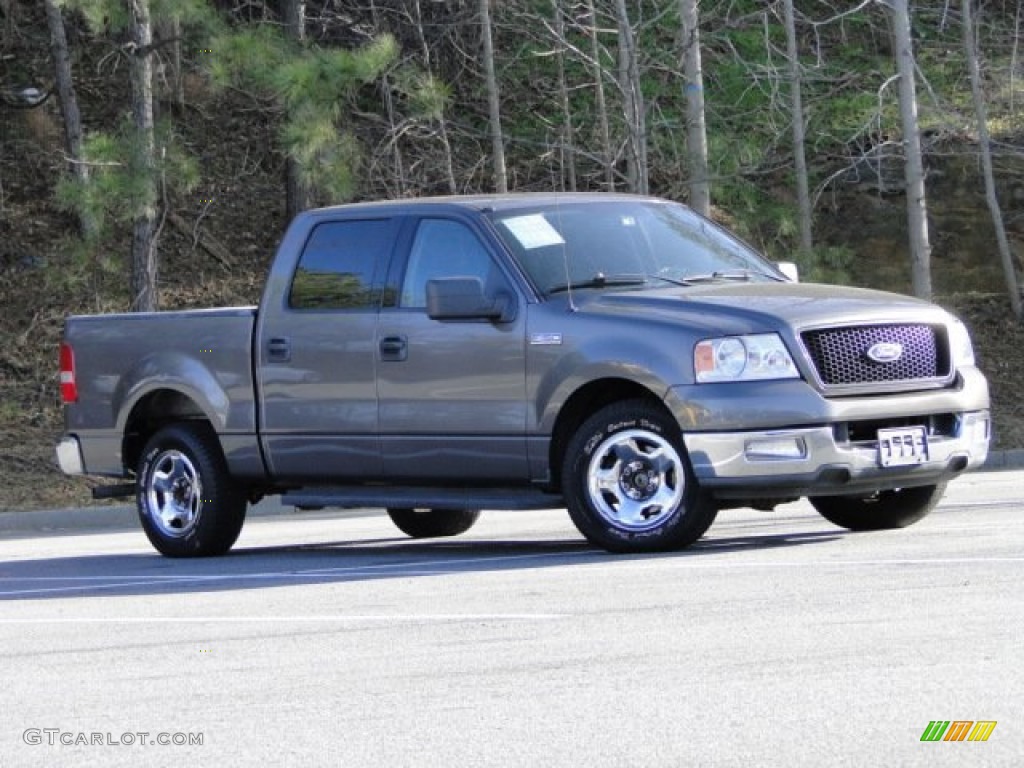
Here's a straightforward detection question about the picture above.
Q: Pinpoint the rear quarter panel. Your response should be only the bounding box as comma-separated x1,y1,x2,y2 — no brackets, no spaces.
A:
63,308,257,474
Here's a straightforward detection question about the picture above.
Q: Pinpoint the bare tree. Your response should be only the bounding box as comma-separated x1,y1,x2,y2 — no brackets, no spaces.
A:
680,0,709,215
480,0,507,192
128,0,159,312
782,0,812,252
584,0,614,190
283,0,304,40
553,0,576,191
154,16,184,115
283,0,311,218
369,0,406,196
44,0,94,237
614,0,647,193
887,0,932,300
412,0,457,194
961,0,1020,317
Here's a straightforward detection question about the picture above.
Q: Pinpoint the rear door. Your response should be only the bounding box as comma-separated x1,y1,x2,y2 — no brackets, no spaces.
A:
376,214,530,482
257,216,397,481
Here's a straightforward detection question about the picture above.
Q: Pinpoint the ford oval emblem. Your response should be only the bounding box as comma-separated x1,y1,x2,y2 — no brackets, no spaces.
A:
866,341,904,363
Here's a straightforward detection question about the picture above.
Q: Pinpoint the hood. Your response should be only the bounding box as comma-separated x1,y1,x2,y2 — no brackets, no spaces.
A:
577,282,950,335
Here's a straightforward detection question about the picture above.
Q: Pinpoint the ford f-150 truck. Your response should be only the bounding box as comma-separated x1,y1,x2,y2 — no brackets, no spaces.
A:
56,193,991,556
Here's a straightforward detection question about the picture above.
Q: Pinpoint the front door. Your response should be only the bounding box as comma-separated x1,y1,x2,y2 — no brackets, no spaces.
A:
376,216,529,482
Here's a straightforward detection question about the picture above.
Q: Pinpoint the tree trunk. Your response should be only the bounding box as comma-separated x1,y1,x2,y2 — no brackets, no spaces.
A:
413,0,456,194
283,0,305,40
283,0,311,218
783,0,812,253
889,0,932,300
370,0,406,196
614,0,647,194
553,0,576,191
44,0,95,237
480,0,507,192
961,0,1021,317
680,0,709,215
154,16,185,114
585,0,614,190
128,0,158,312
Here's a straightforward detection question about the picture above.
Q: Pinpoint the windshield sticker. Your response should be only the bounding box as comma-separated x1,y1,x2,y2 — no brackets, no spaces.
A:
620,216,636,227
501,214,565,250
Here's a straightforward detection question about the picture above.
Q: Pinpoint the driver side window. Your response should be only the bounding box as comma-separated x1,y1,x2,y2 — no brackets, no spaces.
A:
400,219,495,309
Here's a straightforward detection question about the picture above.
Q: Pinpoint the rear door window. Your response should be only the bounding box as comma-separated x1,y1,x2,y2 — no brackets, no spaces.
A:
289,219,395,310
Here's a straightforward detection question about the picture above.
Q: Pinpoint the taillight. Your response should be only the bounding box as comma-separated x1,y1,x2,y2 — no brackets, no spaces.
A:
59,342,78,403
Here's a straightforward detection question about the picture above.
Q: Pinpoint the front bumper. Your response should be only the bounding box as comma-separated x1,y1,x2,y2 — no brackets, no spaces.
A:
684,410,990,499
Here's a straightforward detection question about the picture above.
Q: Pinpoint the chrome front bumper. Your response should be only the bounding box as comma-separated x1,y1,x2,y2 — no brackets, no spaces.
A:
56,436,85,476
684,410,990,498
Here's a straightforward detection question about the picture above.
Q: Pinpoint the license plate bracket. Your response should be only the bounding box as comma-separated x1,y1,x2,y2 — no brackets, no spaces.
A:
877,426,929,467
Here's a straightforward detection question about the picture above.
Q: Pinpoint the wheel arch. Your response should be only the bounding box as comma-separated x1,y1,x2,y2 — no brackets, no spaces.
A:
122,389,214,474
548,379,667,489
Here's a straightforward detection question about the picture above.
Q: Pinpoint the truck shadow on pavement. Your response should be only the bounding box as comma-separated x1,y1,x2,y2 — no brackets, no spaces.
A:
0,529,843,601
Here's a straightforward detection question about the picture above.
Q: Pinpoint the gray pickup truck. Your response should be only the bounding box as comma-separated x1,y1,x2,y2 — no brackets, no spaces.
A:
56,193,991,556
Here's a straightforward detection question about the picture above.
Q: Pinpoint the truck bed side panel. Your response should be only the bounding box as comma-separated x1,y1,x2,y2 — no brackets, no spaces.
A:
63,307,259,476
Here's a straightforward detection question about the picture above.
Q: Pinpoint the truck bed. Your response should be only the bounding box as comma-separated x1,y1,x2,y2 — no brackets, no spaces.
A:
62,307,258,477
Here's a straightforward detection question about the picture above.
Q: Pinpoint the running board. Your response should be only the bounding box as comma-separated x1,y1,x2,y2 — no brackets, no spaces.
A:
92,483,136,500
281,486,564,512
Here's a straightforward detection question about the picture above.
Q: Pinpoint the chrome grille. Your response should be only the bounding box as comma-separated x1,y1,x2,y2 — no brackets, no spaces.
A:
801,324,949,388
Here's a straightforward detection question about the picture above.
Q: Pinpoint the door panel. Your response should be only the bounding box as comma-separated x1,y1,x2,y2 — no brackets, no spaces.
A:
257,218,395,481
377,217,529,482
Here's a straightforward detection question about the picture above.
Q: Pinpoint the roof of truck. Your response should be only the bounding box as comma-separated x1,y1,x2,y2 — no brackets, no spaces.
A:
305,192,673,216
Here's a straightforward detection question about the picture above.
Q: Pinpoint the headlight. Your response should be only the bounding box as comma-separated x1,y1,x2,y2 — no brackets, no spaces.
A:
947,315,975,368
695,333,800,383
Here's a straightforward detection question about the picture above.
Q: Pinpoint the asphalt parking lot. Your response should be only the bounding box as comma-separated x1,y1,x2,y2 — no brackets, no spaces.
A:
2,470,1021,767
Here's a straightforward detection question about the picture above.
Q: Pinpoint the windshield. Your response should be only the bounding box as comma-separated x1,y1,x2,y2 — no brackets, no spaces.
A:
488,199,781,295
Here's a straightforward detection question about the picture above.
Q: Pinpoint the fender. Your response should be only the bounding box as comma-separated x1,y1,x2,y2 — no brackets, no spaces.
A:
114,351,231,433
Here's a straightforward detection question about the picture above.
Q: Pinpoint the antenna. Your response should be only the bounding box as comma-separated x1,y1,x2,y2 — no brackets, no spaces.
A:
556,195,578,313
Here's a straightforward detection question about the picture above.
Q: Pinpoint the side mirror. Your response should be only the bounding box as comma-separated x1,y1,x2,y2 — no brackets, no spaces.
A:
776,261,799,282
426,277,515,322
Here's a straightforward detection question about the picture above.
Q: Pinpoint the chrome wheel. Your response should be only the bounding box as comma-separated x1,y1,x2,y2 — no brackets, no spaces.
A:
145,449,203,539
585,428,686,532
564,400,717,553
137,423,246,557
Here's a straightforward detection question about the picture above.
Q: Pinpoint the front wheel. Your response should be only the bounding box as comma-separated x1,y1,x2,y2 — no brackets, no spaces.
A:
136,423,247,557
387,508,481,538
809,484,945,531
562,400,717,553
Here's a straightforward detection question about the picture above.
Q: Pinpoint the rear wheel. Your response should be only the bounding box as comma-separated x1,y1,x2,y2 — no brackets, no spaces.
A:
136,423,247,557
387,508,481,538
809,484,945,531
562,400,717,553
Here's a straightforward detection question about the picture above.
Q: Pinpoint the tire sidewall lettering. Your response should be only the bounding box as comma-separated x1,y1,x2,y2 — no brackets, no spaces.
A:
577,413,687,542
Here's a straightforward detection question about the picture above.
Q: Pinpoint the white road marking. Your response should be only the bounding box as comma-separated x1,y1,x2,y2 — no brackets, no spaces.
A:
0,551,597,597
0,550,1021,599
0,614,566,624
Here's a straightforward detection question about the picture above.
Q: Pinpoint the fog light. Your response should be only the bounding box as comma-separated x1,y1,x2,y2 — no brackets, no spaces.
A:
958,415,991,444
745,437,807,461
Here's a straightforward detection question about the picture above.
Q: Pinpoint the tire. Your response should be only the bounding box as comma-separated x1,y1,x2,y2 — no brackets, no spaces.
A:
562,399,717,553
136,423,247,557
809,484,945,531
387,508,481,539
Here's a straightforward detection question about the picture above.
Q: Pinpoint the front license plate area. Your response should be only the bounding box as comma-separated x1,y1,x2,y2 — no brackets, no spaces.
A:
877,426,929,467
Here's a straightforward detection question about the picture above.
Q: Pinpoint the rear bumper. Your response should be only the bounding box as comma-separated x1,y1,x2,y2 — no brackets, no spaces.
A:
684,410,990,499
56,436,85,476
